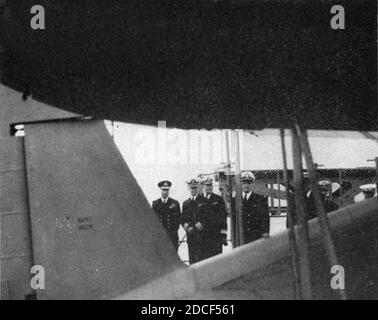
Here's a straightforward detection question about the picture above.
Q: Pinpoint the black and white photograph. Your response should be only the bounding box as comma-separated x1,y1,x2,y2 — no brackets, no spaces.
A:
0,0,377,303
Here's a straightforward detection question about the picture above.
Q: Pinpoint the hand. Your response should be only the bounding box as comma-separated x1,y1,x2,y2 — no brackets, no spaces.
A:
187,227,194,234
195,222,203,231
262,233,269,239
183,223,189,231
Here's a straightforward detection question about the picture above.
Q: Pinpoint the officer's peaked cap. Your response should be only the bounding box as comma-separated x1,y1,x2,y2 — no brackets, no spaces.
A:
360,183,376,192
241,171,255,182
186,178,199,187
158,180,172,188
318,180,331,190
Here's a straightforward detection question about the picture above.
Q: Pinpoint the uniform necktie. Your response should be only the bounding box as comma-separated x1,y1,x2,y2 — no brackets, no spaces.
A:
243,193,247,201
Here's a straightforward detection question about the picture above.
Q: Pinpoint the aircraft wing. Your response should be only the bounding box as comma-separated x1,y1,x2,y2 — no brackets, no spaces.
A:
0,0,376,130
117,197,378,300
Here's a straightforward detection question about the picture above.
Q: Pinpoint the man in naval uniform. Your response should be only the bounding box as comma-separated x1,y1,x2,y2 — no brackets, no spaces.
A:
200,177,228,259
181,178,207,264
360,184,376,200
306,180,339,219
239,171,270,244
318,180,339,212
289,180,338,227
152,180,181,251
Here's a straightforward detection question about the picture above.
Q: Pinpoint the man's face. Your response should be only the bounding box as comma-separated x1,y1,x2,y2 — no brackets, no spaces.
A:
242,181,253,193
161,188,169,198
189,186,199,197
203,184,213,194
319,188,328,197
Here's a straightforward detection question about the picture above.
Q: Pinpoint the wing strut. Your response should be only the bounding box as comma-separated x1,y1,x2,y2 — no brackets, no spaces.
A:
295,124,348,300
280,128,301,300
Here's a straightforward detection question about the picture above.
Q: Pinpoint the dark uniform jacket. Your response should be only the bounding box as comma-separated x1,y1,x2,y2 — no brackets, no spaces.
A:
203,193,227,235
152,197,181,249
235,192,270,244
306,194,339,219
287,193,339,227
202,193,228,257
181,195,208,264
181,195,207,230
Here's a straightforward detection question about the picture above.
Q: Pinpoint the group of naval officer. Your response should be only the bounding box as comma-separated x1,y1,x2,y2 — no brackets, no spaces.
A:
152,172,270,264
152,173,377,264
288,180,376,226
